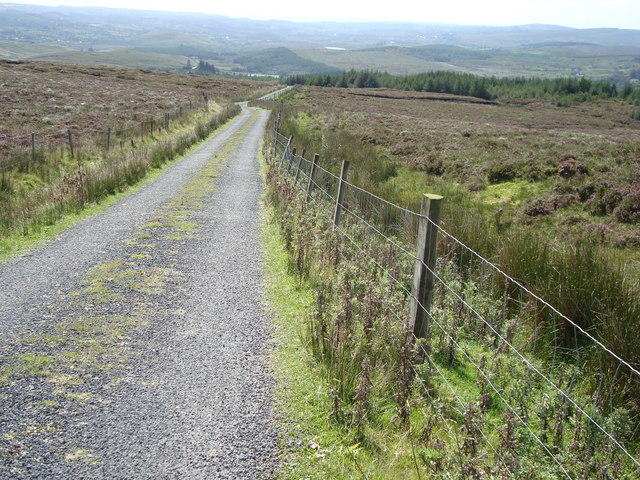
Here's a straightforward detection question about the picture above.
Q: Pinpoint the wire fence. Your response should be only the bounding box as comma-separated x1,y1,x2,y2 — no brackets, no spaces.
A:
272,128,640,477
0,94,212,174
256,86,294,102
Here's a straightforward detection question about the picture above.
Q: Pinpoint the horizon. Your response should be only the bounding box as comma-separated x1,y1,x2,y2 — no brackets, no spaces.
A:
3,0,640,30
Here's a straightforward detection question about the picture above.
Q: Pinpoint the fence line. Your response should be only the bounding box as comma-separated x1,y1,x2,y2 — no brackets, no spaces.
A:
0,94,212,174
256,85,294,102
270,127,640,476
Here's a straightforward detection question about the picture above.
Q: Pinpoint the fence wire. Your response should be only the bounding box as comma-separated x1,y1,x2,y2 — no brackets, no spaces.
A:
0,96,211,174
272,127,640,477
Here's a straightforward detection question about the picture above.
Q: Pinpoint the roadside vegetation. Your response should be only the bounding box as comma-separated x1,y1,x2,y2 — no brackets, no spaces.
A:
261,84,640,477
270,86,640,373
0,61,275,258
263,141,639,479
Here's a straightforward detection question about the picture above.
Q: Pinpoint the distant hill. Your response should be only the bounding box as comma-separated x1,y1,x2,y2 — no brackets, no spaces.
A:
0,4,638,79
1,5,639,49
233,47,342,75
294,43,640,82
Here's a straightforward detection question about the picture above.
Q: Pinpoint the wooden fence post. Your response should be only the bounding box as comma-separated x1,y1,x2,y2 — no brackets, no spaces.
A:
333,160,350,228
280,136,293,168
273,129,278,159
67,129,74,158
306,154,319,202
287,147,296,173
273,104,283,158
294,148,306,184
106,128,111,152
31,133,36,165
410,193,444,344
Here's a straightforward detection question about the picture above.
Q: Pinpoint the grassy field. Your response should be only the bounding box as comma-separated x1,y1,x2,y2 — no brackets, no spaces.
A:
293,48,459,75
30,49,191,71
0,42,72,60
295,44,640,81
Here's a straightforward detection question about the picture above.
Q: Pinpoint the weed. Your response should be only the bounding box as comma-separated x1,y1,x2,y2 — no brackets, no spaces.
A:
0,103,241,247
263,109,640,477
271,92,640,412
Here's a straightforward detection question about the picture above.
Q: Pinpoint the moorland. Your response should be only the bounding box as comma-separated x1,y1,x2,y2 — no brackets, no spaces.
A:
262,81,640,478
1,4,639,477
278,85,640,252
0,60,274,255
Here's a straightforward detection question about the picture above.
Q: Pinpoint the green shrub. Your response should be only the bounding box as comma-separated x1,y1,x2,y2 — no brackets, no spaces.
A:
485,160,522,183
614,191,640,223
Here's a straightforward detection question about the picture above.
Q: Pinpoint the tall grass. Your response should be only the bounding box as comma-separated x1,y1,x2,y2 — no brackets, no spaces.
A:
264,140,640,478
0,104,240,240
272,104,640,404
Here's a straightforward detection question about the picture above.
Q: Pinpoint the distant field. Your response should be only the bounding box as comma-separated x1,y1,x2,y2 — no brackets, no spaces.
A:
34,49,190,71
0,40,342,76
293,48,462,75
0,42,70,60
296,44,640,80
0,60,274,146
0,42,191,71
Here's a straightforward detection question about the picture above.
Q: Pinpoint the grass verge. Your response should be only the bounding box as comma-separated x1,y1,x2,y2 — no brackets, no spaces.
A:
262,207,436,480
0,105,241,262
262,209,362,479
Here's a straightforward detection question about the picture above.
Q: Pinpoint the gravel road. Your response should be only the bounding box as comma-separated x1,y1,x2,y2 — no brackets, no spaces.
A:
0,105,279,478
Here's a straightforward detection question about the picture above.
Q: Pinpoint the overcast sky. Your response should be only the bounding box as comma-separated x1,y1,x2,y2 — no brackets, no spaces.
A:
6,0,640,29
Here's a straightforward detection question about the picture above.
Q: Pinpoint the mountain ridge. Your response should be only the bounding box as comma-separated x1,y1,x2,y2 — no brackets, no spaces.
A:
0,3,638,79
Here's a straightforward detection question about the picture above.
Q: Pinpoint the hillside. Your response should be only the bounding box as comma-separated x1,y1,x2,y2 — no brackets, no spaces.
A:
295,43,640,81
0,4,638,78
233,47,342,75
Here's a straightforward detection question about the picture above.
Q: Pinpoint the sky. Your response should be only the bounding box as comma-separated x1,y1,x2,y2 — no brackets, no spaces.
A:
5,0,640,29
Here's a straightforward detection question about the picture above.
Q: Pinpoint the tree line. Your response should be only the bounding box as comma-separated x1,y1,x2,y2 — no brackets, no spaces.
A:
285,69,640,105
185,59,219,75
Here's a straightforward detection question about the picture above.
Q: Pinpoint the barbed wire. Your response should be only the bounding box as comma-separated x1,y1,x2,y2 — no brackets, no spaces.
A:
276,128,640,380
434,222,640,379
